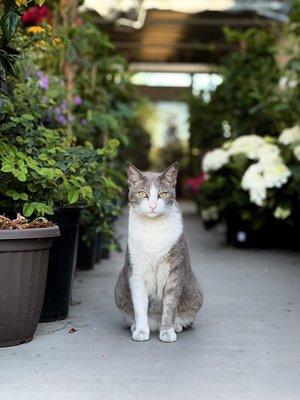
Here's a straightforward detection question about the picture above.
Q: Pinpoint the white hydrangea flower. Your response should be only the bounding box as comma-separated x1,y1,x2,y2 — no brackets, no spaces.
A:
263,161,291,188
201,206,219,221
279,125,300,145
293,145,300,161
202,148,229,172
274,206,291,220
241,156,291,206
257,143,280,161
241,163,266,206
206,134,292,209
228,135,265,159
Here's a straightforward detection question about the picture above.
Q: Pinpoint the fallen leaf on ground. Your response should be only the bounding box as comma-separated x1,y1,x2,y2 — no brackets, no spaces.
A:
68,327,78,333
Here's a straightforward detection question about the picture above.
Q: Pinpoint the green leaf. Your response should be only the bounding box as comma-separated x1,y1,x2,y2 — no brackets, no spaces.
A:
1,161,14,173
34,202,53,215
22,113,35,121
19,192,28,201
12,169,26,181
23,202,34,217
6,190,28,201
2,11,20,43
28,183,38,193
39,153,48,161
68,190,79,204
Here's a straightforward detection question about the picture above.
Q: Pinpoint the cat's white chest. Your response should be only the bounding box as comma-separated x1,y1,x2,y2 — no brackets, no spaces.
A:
128,205,183,299
143,260,170,299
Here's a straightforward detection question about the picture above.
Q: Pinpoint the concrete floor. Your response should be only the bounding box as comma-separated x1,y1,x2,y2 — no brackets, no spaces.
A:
1,202,300,400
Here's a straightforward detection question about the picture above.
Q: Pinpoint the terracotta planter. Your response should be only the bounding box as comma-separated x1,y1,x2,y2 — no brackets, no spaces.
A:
0,226,60,347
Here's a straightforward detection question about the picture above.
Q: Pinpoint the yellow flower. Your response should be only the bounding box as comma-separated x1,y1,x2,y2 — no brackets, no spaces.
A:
52,37,63,48
27,26,45,34
36,40,47,48
46,24,52,33
15,0,27,6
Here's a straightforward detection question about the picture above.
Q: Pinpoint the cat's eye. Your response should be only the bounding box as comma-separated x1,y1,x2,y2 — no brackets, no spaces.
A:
138,191,148,198
158,192,168,199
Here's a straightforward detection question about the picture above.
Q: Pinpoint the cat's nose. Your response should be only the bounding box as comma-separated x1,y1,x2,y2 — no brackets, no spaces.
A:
149,203,157,210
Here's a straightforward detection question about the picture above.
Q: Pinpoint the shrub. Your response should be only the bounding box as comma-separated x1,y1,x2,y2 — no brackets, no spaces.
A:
197,129,300,230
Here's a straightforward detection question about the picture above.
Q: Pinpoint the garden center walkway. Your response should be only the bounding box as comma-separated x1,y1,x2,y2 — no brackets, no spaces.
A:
1,202,300,400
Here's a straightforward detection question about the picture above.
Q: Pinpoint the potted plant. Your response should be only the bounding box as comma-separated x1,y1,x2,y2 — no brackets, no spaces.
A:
76,142,122,270
0,214,59,347
196,130,300,248
0,99,92,322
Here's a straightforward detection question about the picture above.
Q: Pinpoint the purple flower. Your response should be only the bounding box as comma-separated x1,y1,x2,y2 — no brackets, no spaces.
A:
56,115,68,126
73,95,82,106
81,119,87,126
37,71,49,90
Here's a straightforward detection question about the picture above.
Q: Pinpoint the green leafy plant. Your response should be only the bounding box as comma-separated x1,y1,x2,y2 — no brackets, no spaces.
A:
0,0,46,81
0,3,149,249
0,32,122,239
188,12,300,175
47,18,151,166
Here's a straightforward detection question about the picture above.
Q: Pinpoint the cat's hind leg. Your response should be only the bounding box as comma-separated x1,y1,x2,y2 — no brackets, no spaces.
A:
174,314,195,332
174,279,203,333
174,317,184,333
115,267,135,330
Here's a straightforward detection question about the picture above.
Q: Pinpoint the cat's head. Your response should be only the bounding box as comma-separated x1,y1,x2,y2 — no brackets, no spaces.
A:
127,162,179,218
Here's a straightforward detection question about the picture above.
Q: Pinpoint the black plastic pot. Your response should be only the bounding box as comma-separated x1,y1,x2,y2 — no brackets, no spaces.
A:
226,214,300,249
95,232,102,263
100,233,111,259
0,226,60,347
101,246,110,259
77,228,98,271
40,206,82,322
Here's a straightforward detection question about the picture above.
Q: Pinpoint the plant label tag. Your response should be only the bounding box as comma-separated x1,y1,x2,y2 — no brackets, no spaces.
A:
237,231,247,242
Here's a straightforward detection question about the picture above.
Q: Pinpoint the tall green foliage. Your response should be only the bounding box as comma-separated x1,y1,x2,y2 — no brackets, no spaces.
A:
188,17,300,173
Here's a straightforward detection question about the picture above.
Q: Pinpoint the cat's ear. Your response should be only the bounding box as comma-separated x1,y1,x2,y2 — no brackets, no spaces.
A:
126,162,143,186
161,162,179,186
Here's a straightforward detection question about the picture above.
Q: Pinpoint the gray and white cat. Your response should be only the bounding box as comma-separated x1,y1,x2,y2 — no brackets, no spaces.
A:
115,162,203,342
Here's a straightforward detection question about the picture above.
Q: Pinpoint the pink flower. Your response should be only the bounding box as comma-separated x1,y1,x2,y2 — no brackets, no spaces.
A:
185,172,206,196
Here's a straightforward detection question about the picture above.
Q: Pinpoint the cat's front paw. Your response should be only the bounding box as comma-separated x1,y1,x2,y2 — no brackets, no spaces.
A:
159,328,177,343
132,327,150,342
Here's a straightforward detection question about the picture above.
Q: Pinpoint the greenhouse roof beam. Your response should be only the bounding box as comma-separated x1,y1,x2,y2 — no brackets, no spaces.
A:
129,62,216,73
